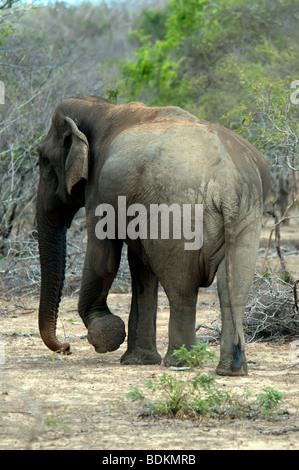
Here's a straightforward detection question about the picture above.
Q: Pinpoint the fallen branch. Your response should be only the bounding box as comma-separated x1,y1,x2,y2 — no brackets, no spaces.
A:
258,425,299,435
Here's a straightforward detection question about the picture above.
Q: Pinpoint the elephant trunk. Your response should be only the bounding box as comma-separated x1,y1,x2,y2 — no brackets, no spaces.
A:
37,204,71,354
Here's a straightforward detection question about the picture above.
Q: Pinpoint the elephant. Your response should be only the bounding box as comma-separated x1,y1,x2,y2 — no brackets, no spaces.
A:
37,95,270,376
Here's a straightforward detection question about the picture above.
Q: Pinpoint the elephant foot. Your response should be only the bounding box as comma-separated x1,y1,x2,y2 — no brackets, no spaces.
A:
87,314,126,353
163,350,182,368
215,353,248,376
120,347,162,365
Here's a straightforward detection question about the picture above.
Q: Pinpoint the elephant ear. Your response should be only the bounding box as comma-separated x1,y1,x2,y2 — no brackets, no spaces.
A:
64,116,89,195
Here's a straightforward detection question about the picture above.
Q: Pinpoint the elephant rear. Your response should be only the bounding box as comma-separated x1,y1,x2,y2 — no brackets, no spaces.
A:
37,96,269,375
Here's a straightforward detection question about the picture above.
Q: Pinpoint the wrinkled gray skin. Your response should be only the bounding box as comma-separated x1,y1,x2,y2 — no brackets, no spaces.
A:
37,96,270,376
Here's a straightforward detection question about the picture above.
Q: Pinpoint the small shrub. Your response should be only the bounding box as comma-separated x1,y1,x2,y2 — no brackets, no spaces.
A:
127,344,285,421
256,387,284,420
44,408,72,433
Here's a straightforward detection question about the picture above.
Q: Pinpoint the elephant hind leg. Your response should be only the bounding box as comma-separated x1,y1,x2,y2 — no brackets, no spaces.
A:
161,282,198,367
120,248,161,365
216,229,260,376
151,252,199,367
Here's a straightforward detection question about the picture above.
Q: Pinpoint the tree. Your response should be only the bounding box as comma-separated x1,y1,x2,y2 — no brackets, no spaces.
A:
0,0,20,9
0,1,134,256
121,0,299,121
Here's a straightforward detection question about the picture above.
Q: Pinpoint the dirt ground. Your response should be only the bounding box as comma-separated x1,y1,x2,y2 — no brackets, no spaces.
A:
1,222,299,451
1,290,299,451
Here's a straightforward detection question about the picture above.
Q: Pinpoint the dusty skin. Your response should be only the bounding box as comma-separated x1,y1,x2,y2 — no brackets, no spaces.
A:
1,223,299,450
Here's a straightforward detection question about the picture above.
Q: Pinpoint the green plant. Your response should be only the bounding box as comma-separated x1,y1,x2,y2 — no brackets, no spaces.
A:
105,87,119,104
121,0,299,130
172,342,217,368
46,351,65,361
127,386,145,402
128,344,230,418
127,344,285,421
256,387,284,420
44,408,72,433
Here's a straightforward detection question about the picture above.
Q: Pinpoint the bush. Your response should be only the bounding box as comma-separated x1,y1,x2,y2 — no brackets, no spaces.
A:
127,344,285,421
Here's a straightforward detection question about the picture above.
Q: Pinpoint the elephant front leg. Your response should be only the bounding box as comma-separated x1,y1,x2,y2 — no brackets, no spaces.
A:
120,248,161,365
79,239,126,354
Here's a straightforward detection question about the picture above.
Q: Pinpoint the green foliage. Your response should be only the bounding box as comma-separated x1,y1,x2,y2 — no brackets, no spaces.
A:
171,342,217,369
121,0,208,107
44,407,72,433
127,344,285,421
127,344,228,418
134,6,169,42
0,22,12,48
256,387,284,420
127,386,145,402
121,0,299,128
105,87,119,104
227,77,299,153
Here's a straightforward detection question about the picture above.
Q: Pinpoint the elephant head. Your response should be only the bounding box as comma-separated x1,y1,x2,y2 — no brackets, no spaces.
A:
37,111,89,354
